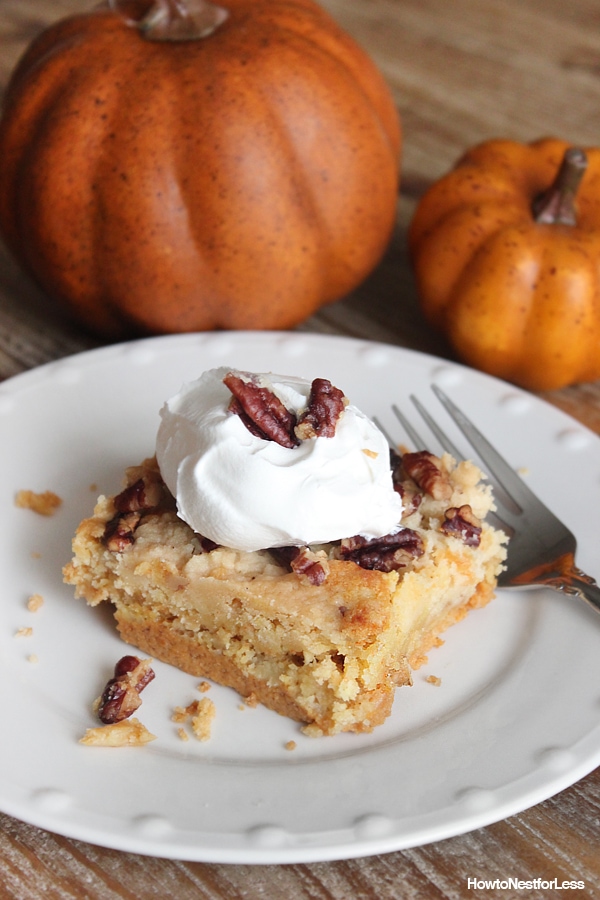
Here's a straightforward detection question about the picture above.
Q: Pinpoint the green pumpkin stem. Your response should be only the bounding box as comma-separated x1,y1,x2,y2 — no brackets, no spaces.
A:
532,147,588,226
110,0,229,41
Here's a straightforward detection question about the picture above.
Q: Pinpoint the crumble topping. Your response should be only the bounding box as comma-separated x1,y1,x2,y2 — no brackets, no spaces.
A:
80,718,156,747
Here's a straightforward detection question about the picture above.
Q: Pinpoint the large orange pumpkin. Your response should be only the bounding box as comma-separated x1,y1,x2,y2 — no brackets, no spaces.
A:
409,138,600,392
0,0,400,338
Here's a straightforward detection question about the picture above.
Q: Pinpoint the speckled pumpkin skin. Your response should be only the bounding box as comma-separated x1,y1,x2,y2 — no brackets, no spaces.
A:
0,0,401,337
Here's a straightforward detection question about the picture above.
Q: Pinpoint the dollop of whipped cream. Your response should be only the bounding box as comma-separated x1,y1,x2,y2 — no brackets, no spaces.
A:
155,367,402,552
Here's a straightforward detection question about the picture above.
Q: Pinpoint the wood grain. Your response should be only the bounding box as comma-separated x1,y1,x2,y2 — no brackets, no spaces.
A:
1,1,599,897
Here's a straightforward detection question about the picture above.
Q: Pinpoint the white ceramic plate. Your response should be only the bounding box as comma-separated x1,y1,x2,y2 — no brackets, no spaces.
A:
1,331,599,864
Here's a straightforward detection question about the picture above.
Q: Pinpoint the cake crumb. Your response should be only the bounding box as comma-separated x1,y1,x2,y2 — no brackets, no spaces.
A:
191,698,216,742
197,681,211,693
285,740,297,751
426,675,442,686
15,626,33,638
27,593,44,612
173,697,215,741
362,448,378,459
27,654,39,664
80,718,156,747
172,700,200,723
243,692,259,708
31,551,42,560
177,727,189,742
15,489,62,516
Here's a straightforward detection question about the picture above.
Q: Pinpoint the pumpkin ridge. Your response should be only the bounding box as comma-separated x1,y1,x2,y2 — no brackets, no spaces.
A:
223,0,400,158
0,19,114,252
93,47,217,333
3,48,138,334
445,224,543,381
240,36,385,298
275,116,396,301
89,27,182,334
412,201,532,326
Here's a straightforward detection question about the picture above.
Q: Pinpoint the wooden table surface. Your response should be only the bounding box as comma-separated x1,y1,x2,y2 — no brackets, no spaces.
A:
1,1,599,898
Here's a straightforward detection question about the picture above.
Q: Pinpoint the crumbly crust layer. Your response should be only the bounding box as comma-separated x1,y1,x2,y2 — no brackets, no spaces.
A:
64,455,507,735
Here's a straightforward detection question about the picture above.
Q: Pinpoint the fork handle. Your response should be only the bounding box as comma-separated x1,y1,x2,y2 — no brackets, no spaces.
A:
542,567,600,615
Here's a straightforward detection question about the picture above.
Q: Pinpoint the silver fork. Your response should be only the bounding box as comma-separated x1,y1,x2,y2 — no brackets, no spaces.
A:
383,384,600,615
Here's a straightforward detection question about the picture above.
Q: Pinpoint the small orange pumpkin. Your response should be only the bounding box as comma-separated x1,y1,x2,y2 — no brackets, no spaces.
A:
409,137,600,391
0,0,400,338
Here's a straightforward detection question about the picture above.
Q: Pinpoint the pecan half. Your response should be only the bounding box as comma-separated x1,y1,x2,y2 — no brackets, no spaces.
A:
339,528,424,572
440,505,482,547
97,656,155,725
224,372,299,448
402,451,452,501
270,546,329,585
295,378,346,440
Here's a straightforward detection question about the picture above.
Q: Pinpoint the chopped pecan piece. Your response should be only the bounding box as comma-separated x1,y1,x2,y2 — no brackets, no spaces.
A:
114,477,163,513
295,378,347,439
270,546,329,585
390,448,426,514
97,656,155,725
198,534,220,552
103,471,171,551
440,505,482,547
394,483,423,518
224,371,299,448
340,528,424,572
390,448,404,483
402,451,452,501
290,547,329,585
102,511,141,551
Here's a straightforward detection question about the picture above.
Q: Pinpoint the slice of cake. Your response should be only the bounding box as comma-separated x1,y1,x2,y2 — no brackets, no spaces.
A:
64,369,506,736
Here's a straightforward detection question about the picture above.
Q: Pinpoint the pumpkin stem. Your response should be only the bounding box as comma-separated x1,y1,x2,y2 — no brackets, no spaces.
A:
532,147,588,226
108,0,229,41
